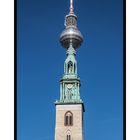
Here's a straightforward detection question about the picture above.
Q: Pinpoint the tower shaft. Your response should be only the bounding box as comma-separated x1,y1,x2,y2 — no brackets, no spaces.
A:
55,1,84,140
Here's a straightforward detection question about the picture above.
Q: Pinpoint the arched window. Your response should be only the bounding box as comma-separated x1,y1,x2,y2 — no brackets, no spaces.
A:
67,61,73,74
64,111,73,126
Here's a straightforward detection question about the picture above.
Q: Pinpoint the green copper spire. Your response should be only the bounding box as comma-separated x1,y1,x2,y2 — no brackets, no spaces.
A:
55,0,84,105
64,44,77,76
58,44,82,103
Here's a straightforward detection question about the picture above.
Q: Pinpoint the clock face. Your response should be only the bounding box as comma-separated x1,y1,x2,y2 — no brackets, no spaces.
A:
67,84,73,89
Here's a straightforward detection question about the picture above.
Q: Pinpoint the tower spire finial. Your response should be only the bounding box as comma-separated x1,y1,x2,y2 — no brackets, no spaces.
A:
70,0,74,14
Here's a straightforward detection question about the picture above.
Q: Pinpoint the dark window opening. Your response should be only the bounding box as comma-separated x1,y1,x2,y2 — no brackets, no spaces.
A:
64,111,73,126
66,135,71,140
74,63,75,73
68,61,73,74
69,116,72,125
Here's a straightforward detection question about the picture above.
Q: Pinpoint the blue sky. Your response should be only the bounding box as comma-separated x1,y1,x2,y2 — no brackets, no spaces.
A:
17,0,123,140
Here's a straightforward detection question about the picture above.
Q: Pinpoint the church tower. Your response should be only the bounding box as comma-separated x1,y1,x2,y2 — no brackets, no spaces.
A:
55,1,85,140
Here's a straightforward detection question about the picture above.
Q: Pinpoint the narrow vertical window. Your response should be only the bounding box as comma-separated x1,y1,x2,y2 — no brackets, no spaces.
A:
74,63,75,73
68,61,73,74
65,116,68,125
64,111,73,126
69,116,72,125
68,135,71,140
66,135,71,140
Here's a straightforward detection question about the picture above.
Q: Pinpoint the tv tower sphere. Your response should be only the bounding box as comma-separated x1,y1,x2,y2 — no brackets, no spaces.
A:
60,0,83,49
